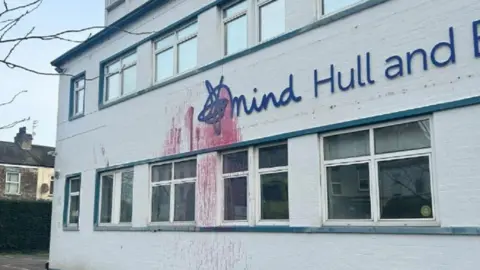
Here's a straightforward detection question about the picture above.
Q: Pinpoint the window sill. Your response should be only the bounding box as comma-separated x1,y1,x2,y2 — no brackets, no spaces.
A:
94,224,137,232
63,225,79,232
69,113,84,121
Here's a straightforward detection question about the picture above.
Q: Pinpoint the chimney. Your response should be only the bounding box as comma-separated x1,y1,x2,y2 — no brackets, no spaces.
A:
14,127,33,150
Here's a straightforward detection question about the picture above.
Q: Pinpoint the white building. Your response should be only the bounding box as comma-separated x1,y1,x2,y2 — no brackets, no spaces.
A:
49,0,480,269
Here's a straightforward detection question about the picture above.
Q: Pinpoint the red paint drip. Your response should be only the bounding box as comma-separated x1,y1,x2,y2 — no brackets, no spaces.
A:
163,118,182,156
185,106,194,152
196,154,217,227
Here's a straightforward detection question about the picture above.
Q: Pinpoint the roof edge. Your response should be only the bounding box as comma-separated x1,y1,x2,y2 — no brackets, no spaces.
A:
50,0,168,67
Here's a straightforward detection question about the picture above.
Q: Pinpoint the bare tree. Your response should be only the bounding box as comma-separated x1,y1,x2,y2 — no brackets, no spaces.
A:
0,0,156,130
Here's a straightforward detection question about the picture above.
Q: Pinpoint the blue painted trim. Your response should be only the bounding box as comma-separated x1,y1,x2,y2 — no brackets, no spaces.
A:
94,94,480,173
91,225,480,236
68,71,86,121
63,173,81,229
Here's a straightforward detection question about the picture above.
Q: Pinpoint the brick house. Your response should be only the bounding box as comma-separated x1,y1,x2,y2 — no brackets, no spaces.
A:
0,127,55,201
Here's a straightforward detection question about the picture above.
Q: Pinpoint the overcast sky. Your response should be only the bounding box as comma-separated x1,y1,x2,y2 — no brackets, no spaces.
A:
0,0,103,147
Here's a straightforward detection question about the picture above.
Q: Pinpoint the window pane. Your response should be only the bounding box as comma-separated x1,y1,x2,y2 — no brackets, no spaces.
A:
174,183,195,221
50,180,54,195
224,177,247,221
324,0,361,14
155,48,174,81
326,163,371,220
259,144,288,169
378,156,432,219
324,130,369,160
178,37,197,73
122,65,136,95
151,185,170,222
225,15,247,55
122,53,136,66
155,35,174,50
375,120,431,154
7,173,19,183
75,89,84,115
70,178,80,193
106,61,120,74
223,151,248,173
261,172,288,220
120,171,133,223
259,0,285,41
152,164,172,182
106,73,121,101
74,78,85,90
100,175,113,223
174,160,197,179
224,1,247,18
177,22,198,40
69,195,80,224
5,183,19,194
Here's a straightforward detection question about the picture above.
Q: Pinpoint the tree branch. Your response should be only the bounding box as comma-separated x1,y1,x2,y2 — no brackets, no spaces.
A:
0,117,30,130
0,0,41,18
4,26,34,61
0,90,27,107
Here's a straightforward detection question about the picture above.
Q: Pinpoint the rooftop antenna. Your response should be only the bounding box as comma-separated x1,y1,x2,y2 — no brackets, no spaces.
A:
32,120,38,138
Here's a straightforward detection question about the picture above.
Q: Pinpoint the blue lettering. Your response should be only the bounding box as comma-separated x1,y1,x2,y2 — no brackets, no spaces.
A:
314,65,335,97
357,55,366,87
385,55,404,80
366,52,375,85
473,20,480,58
338,68,355,91
407,48,428,74
431,27,456,67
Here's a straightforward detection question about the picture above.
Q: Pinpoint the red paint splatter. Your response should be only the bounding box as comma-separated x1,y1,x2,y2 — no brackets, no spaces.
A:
185,106,194,152
163,118,182,156
196,153,217,227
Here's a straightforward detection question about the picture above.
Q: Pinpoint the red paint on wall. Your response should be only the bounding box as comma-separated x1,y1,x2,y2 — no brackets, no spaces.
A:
196,153,217,227
185,107,194,152
163,118,182,156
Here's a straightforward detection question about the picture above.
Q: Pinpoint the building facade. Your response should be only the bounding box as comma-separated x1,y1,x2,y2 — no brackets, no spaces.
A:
49,0,480,269
0,127,55,201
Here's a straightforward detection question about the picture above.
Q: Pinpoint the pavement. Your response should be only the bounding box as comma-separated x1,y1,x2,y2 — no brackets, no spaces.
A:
0,254,48,270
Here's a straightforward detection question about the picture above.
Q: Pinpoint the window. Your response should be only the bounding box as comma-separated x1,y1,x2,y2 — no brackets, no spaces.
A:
66,176,81,226
222,0,285,56
322,0,362,15
151,159,196,223
222,150,249,222
50,176,54,195
322,119,435,224
5,171,20,195
99,169,133,225
72,76,85,116
257,144,289,222
104,52,137,103
154,22,198,82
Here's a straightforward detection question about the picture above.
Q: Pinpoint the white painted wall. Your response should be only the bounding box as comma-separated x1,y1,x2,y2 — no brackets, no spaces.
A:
51,0,480,269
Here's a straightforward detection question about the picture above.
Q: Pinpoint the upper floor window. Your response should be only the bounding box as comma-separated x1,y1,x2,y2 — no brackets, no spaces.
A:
104,52,137,103
321,119,435,225
5,171,20,195
72,76,85,116
222,0,285,56
66,175,81,227
154,22,198,82
99,169,134,225
150,159,197,223
322,0,362,15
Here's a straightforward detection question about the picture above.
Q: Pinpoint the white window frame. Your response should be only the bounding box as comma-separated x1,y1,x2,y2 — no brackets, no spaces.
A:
72,76,85,116
222,0,249,56
104,52,137,103
149,158,197,225
98,169,134,226
153,21,198,83
318,0,363,18
256,0,286,43
5,171,21,195
255,142,289,226
320,116,439,227
218,148,254,226
67,176,81,226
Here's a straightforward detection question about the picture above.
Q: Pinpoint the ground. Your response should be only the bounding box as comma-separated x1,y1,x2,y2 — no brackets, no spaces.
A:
0,254,48,270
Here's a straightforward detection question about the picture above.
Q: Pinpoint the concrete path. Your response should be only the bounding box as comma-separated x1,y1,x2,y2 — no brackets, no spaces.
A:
0,254,48,270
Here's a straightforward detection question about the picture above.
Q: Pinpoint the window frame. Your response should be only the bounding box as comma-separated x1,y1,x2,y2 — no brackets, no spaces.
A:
49,175,54,196
255,142,290,226
5,171,21,195
319,116,439,227
98,168,134,226
256,0,286,43
149,157,197,225
103,51,137,104
222,0,249,56
72,76,85,117
66,176,81,227
152,21,198,83
319,0,363,17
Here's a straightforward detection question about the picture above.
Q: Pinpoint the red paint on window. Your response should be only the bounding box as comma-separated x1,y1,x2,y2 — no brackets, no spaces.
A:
196,153,217,227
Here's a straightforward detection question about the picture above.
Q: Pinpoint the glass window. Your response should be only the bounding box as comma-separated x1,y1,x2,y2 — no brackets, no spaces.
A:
323,0,362,14
224,1,247,17
222,151,249,221
104,52,137,103
151,159,197,223
67,176,81,226
98,169,134,225
322,119,435,224
72,76,85,116
154,22,198,82
223,1,248,56
259,144,288,169
5,172,20,194
259,0,285,41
